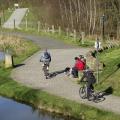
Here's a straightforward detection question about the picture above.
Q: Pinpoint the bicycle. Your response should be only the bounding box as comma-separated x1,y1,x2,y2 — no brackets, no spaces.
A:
42,63,50,79
79,81,105,103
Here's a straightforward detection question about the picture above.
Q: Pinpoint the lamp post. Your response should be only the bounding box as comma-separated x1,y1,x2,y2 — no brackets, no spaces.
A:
96,38,99,84
101,14,106,42
95,38,101,84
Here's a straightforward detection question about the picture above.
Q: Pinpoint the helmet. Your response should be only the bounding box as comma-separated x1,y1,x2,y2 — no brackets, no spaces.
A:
79,55,84,59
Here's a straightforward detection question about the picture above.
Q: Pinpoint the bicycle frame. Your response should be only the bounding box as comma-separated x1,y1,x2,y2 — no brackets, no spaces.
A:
79,81,105,102
42,63,49,79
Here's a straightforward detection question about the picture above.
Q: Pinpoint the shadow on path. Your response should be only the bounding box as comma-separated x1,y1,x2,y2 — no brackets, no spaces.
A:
90,86,113,103
14,64,25,68
49,69,65,79
102,86,113,96
94,86,113,103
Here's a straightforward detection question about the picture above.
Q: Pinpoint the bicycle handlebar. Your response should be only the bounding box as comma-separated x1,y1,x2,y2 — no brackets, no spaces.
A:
80,80,88,83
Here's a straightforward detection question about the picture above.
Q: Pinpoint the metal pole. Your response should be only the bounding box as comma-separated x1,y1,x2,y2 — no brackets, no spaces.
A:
102,14,105,42
96,38,99,84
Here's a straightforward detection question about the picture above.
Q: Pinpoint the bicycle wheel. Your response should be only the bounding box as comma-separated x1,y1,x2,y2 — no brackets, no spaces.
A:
79,87,86,99
93,92,106,103
42,65,49,78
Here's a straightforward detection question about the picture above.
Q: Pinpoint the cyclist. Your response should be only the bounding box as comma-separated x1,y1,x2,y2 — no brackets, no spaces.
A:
40,49,51,67
40,49,51,78
80,69,96,100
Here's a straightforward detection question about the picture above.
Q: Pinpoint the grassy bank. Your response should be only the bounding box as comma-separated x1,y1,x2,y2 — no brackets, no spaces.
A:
96,47,120,96
0,36,120,120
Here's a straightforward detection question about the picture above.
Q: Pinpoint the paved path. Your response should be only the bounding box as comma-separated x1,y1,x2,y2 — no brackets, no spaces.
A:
10,32,120,115
3,8,28,29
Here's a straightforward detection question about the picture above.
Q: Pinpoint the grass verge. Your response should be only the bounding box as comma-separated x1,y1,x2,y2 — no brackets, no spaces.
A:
96,47,120,96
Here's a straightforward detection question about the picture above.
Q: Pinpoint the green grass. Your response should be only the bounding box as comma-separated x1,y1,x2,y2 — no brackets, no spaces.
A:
96,47,120,96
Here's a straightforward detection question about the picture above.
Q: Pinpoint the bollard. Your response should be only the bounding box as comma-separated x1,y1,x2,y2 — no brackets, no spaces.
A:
5,53,13,68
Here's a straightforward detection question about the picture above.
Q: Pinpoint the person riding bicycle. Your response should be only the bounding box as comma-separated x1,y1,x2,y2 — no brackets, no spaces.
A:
40,49,51,70
80,69,96,100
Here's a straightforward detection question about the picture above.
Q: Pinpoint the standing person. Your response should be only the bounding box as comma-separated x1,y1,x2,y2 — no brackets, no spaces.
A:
80,69,96,100
40,49,51,78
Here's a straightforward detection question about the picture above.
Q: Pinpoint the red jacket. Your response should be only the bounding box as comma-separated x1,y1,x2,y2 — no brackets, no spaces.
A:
75,59,85,71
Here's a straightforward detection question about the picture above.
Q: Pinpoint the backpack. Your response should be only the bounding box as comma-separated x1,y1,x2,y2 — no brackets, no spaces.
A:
86,71,96,83
44,52,50,59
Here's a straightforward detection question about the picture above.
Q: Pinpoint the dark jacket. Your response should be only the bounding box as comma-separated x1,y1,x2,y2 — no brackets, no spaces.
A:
80,70,96,84
40,51,51,63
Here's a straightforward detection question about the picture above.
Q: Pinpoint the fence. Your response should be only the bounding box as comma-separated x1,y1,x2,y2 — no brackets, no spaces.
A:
4,19,86,43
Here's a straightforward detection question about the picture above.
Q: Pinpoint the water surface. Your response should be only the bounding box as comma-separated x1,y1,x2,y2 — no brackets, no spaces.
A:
0,52,5,61
0,96,64,120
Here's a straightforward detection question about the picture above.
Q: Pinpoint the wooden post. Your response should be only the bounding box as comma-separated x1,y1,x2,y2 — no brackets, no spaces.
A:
58,26,61,35
73,29,77,40
25,18,28,30
2,9,5,22
52,25,55,34
47,27,50,33
44,23,47,32
117,22,120,39
14,19,15,29
81,32,85,44
38,21,40,32
66,28,69,37
0,17,1,27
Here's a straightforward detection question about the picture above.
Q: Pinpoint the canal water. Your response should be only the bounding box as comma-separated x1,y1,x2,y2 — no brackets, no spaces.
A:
0,96,65,120
0,52,5,61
